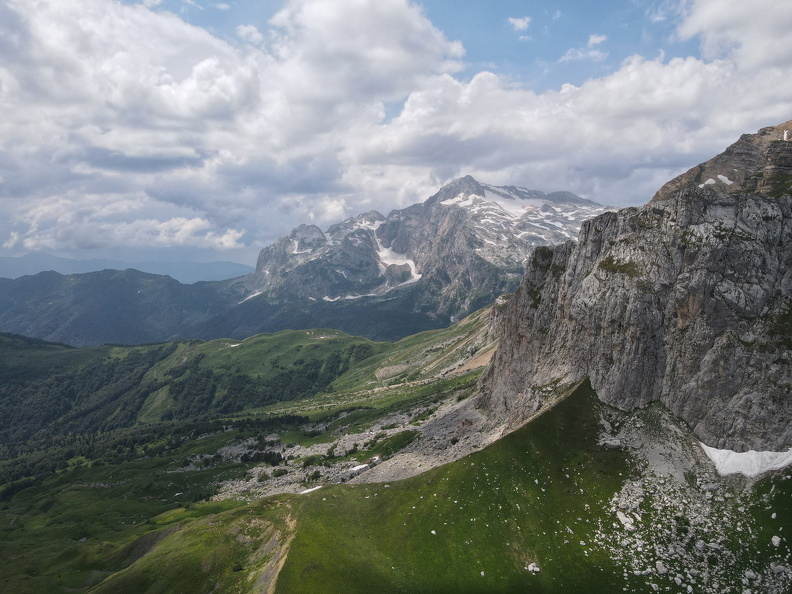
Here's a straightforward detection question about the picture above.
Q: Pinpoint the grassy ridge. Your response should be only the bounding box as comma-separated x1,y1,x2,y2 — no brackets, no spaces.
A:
1,382,625,594
0,332,110,382
136,330,392,422
332,306,493,392
276,383,629,593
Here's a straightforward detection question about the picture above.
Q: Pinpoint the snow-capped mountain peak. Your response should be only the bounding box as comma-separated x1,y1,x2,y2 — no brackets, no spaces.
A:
432,177,612,266
241,176,611,311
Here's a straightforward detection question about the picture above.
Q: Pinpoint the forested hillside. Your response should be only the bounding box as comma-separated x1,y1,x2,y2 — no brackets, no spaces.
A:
0,330,388,493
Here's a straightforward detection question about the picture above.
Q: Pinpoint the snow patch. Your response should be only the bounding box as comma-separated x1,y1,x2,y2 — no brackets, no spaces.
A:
300,485,322,495
440,189,545,221
698,178,717,188
239,291,263,304
700,443,792,477
376,239,421,282
717,174,734,185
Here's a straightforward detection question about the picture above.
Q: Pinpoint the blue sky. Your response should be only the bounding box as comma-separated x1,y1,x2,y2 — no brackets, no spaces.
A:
1,0,791,265
422,0,696,88
133,0,700,91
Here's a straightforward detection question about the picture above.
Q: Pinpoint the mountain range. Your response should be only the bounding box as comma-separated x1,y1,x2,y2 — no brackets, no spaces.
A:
0,177,609,346
0,120,791,593
0,253,254,284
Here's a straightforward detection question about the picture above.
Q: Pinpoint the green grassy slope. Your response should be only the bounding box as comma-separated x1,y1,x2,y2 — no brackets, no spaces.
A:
135,329,393,422
2,311,790,593
0,332,110,382
332,306,494,392
0,430,250,593
272,384,792,594
1,382,790,593
276,382,629,593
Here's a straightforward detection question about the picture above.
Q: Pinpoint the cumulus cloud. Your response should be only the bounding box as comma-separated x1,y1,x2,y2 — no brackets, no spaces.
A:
0,0,791,263
588,33,606,46
677,0,792,69
508,16,531,31
236,24,264,45
0,0,463,255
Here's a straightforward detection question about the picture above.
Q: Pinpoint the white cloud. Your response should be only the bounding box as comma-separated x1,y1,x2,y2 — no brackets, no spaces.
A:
0,0,791,262
588,33,606,46
559,47,608,62
2,187,246,251
0,0,465,254
213,2,231,9
236,24,264,45
508,16,531,31
560,33,608,62
352,36,790,206
677,0,792,70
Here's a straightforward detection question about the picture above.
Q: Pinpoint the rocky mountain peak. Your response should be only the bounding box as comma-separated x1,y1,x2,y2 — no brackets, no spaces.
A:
652,118,792,202
288,224,327,252
326,211,385,240
430,175,487,204
479,119,792,453
225,175,613,340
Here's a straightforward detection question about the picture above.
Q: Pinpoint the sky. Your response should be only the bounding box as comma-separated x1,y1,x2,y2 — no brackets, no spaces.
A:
1,0,791,266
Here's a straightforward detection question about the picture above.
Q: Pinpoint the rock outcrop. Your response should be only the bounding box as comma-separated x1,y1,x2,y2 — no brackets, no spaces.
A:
478,120,792,452
228,176,609,328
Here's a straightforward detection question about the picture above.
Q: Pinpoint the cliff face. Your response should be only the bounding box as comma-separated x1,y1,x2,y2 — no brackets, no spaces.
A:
478,120,792,452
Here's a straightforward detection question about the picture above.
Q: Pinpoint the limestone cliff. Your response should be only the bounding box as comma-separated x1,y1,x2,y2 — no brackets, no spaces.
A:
478,120,792,452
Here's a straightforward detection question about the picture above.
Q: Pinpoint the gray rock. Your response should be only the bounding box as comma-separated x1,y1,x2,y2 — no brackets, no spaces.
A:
238,177,610,331
477,119,792,452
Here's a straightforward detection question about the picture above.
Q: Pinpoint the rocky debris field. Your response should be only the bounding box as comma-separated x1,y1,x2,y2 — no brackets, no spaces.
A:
591,404,792,593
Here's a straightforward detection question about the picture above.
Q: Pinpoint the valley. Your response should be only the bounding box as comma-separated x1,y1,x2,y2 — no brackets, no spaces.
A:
1,121,791,593
0,304,790,593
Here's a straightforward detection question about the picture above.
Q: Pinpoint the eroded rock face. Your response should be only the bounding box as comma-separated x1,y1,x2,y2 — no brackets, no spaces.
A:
238,176,609,322
478,120,792,452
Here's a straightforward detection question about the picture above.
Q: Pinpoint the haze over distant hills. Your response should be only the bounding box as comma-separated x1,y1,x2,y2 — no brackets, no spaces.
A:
0,253,254,284
0,177,609,346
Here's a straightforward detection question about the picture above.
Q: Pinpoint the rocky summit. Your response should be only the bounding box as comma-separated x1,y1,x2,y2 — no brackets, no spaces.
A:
478,119,792,452
231,175,609,324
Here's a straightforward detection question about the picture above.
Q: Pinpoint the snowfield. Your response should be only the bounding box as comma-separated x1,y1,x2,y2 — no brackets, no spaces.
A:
700,443,792,477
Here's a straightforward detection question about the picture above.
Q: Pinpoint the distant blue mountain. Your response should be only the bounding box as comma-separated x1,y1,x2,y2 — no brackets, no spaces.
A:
0,253,254,284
